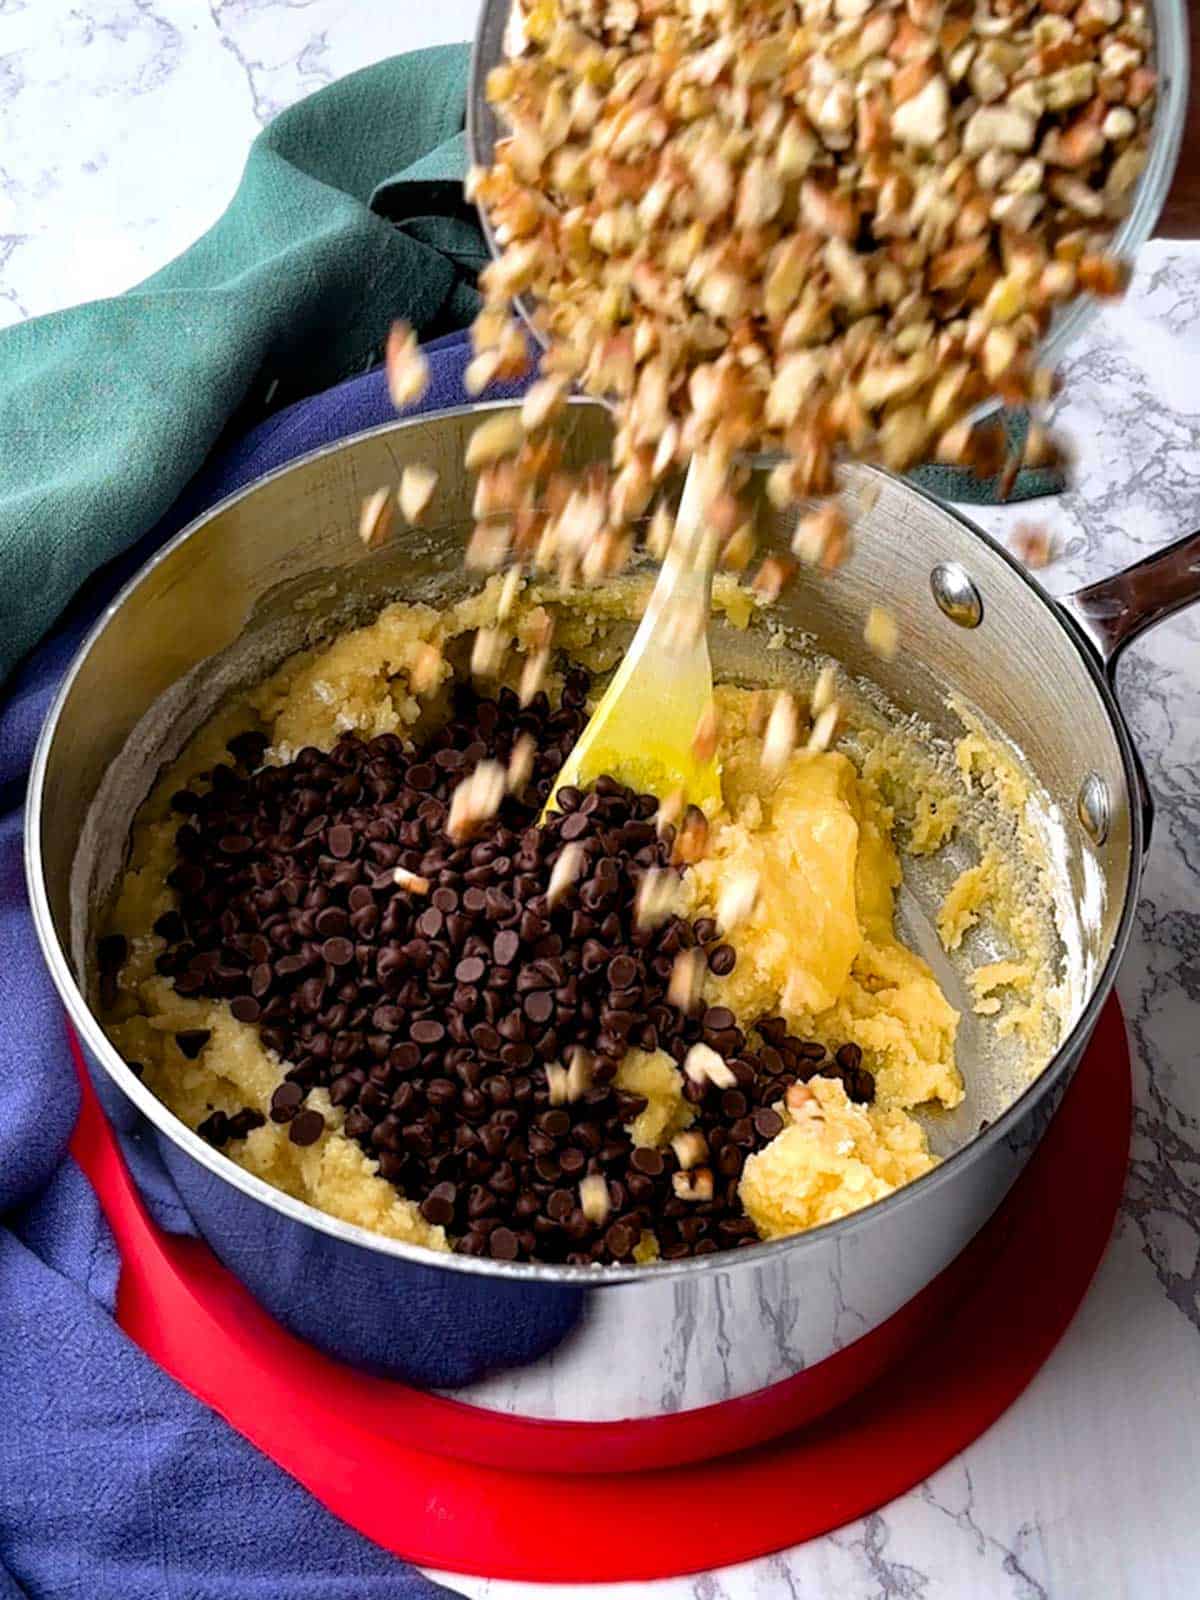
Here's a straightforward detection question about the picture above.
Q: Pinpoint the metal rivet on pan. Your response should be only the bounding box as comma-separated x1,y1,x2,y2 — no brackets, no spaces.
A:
1077,772,1110,846
930,563,983,628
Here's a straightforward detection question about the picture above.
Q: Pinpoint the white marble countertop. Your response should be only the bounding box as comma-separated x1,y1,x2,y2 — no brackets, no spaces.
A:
3,3,1198,1596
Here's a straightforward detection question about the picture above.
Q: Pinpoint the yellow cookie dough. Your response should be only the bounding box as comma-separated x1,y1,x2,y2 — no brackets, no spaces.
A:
685,686,963,1114
740,1077,938,1237
102,577,974,1257
615,1049,693,1148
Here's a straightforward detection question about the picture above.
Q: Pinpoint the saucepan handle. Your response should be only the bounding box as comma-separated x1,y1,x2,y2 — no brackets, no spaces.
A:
1058,530,1200,855
1059,529,1200,671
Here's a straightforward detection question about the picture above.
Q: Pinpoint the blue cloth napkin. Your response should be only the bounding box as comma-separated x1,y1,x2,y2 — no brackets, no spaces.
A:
0,334,511,1600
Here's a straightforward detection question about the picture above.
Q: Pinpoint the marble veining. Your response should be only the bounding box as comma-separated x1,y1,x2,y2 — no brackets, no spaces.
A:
3,1,1199,1593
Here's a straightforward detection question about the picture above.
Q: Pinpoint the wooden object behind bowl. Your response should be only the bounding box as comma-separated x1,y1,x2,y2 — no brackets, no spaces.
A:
1157,0,1200,235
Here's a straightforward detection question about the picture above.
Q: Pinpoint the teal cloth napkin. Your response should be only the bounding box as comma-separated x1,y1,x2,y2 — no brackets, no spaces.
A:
0,46,485,687
0,42,1059,689
910,410,1062,505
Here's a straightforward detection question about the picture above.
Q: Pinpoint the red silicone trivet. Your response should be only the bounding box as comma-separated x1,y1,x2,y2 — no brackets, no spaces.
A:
68,999,1131,1583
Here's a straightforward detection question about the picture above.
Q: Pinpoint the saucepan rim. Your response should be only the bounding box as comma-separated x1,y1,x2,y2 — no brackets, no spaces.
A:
24,401,1145,1286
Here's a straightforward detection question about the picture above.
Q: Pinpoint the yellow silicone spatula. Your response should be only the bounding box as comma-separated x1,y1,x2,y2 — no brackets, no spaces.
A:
544,456,723,816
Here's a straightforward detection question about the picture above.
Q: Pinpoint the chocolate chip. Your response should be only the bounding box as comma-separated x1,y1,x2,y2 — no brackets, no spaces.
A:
523,990,553,1025
327,824,354,859
490,1226,520,1260
175,1029,210,1060
227,1107,266,1140
630,1147,664,1177
270,1081,303,1122
198,1110,229,1146
708,943,736,976
315,907,349,937
230,996,261,1024
717,1145,743,1178
322,937,354,967
420,1181,457,1227
607,953,638,989
721,1089,748,1119
289,1108,325,1146
227,731,269,768
753,1107,783,1139
599,1222,632,1261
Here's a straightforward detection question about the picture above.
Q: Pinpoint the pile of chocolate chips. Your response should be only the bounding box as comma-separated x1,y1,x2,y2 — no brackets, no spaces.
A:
138,667,873,1265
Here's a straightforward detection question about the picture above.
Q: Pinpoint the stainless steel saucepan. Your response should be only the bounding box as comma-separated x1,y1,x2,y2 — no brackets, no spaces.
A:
26,400,1200,1469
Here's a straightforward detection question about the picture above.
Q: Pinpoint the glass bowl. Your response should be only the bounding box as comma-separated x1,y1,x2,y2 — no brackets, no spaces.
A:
466,0,1190,370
